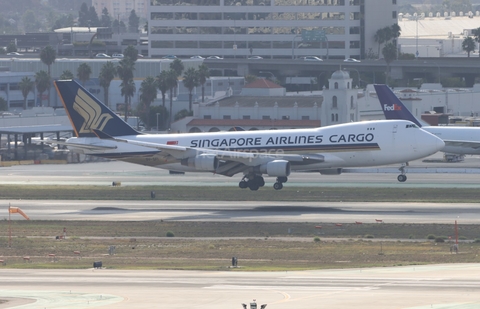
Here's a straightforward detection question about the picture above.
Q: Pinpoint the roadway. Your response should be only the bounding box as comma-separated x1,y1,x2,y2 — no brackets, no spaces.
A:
1,158,480,308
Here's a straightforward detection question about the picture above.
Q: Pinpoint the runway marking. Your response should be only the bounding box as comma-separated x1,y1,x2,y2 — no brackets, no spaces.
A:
405,303,480,309
0,290,123,308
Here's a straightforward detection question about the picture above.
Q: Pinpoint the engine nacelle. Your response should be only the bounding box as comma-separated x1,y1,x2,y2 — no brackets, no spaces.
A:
319,168,343,175
259,160,291,177
181,154,218,171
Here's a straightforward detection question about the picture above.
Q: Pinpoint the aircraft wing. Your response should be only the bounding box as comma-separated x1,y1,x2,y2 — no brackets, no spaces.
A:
34,139,118,151
444,139,480,150
104,135,318,164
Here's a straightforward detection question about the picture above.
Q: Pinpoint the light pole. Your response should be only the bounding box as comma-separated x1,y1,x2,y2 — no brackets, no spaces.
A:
156,113,160,131
415,15,419,59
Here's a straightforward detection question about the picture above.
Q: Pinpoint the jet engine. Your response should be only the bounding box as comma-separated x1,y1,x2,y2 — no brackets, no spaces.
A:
181,154,219,171
259,160,291,177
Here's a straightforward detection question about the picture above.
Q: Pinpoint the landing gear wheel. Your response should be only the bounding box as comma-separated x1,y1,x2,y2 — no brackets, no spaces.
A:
273,182,283,190
277,176,288,183
256,176,265,187
397,174,407,182
248,180,260,191
239,181,248,189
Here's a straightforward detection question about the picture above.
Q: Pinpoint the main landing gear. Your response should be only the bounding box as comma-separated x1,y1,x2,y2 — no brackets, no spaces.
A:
239,175,288,190
397,163,408,182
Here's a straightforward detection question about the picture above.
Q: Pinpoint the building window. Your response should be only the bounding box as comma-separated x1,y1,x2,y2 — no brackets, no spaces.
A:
347,82,350,89
223,115,231,119
281,115,290,120
392,11,397,18
332,96,338,108
204,115,212,119
334,82,338,89
301,116,310,120
262,115,271,120
243,115,250,119
331,114,334,122
335,114,339,121
350,96,354,109
392,0,396,4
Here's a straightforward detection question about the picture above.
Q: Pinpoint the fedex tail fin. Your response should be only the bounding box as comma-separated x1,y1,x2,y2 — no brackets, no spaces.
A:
54,79,140,137
374,84,423,127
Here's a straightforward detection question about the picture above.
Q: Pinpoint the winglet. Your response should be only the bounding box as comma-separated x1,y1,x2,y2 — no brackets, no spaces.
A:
374,84,423,127
54,79,141,137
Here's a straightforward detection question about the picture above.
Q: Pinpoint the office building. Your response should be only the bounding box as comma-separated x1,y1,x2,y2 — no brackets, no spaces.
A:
148,0,397,59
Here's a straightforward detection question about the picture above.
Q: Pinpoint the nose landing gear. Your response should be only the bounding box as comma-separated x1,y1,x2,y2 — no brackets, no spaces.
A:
273,176,288,190
397,163,408,182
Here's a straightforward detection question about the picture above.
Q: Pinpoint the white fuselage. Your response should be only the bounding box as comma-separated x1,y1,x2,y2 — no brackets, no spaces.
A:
422,126,480,155
66,120,444,173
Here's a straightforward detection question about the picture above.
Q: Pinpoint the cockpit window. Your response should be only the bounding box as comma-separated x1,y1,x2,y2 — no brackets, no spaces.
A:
406,124,418,129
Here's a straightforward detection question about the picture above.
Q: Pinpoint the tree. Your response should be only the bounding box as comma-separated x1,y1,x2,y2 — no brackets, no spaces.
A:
166,70,178,129
0,97,7,111
121,79,136,120
99,62,117,108
374,28,386,58
472,27,480,57
78,3,89,27
6,42,17,53
128,10,140,33
88,6,100,27
60,70,74,79
183,68,199,112
139,76,158,129
40,45,56,107
382,42,397,85
100,7,112,28
117,58,136,121
197,64,210,103
19,77,34,110
157,70,169,109
35,70,50,107
77,62,92,86
124,45,138,62
169,59,184,77
462,37,475,57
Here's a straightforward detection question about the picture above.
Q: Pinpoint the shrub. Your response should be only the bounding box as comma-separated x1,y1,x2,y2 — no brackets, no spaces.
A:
459,236,467,240
426,234,436,240
408,234,414,239
474,238,480,243
166,231,175,237
364,234,374,239
313,237,321,242
434,237,445,243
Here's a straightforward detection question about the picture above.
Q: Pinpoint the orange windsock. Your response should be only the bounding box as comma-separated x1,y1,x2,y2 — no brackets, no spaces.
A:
9,207,30,220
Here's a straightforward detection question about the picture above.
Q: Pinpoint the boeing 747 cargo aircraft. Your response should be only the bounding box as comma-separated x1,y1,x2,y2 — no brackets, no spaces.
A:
49,80,444,189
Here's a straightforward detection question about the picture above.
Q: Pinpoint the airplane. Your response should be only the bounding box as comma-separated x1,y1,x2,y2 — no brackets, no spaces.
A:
375,84,480,161
49,79,444,190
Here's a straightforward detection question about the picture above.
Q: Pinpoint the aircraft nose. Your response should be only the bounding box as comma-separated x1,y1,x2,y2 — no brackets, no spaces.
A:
426,132,445,153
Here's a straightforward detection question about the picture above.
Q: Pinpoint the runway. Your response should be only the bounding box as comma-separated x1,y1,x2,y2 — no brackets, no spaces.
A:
1,158,480,308
1,265,480,309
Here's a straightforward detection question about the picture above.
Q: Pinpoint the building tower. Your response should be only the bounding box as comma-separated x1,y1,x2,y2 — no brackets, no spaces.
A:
321,70,359,126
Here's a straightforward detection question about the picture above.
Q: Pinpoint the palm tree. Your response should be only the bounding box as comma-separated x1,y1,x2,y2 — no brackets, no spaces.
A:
35,70,50,107
197,64,210,103
157,70,169,109
77,63,92,86
19,76,34,110
124,45,138,62
117,58,136,121
40,45,56,106
99,61,117,108
139,76,158,129
462,37,475,57
166,69,178,130
60,70,74,79
183,68,199,112
121,79,136,120
169,58,184,77
374,28,386,58
382,42,397,85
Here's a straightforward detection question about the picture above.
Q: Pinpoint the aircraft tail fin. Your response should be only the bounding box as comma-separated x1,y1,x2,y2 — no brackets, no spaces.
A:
374,84,423,127
54,79,140,137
